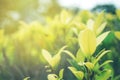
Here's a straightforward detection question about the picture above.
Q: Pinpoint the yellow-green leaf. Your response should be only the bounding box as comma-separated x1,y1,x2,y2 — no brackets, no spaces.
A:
63,50,76,60
99,60,113,68
23,77,30,80
76,49,85,62
59,69,64,79
68,67,84,80
50,53,61,68
115,31,120,40
87,19,94,31
79,28,96,57
50,46,67,68
94,50,111,65
0,29,4,44
96,31,110,46
48,74,58,80
97,22,107,35
85,62,94,70
42,49,52,65
95,70,112,80
94,11,104,33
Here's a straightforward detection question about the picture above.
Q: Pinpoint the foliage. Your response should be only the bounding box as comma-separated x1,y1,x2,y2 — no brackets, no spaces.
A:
0,10,120,80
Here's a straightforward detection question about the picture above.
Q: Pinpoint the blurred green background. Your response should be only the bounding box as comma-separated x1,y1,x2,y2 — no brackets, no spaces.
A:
0,0,120,80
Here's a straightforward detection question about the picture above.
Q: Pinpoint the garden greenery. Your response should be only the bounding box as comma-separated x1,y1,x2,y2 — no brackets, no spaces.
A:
0,10,120,80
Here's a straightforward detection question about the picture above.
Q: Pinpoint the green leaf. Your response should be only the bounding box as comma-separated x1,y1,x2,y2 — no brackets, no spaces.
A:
59,69,64,79
97,22,107,35
115,31,120,40
94,50,111,65
42,46,67,68
76,49,85,62
50,53,61,68
94,11,104,33
57,46,67,55
48,74,58,80
85,62,94,70
60,10,71,24
50,46,67,68
68,59,81,70
78,28,96,57
99,60,113,69
87,19,94,30
116,9,120,19
23,77,30,80
97,31,110,47
63,50,76,60
68,67,84,80
42,49,52,64
95,70,112,80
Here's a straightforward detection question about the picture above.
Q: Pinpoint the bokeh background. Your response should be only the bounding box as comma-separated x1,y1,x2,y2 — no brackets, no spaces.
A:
0,0,120,80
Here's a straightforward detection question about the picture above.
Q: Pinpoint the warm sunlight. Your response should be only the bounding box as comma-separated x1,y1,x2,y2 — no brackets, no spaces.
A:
0,0,120,80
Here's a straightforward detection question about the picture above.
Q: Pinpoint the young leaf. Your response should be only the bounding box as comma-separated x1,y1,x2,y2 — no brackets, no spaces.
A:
97,22,107,35
60,10,71,24
115,31,120,40
42,46,67,68
23,77,30,80
94,50,111,65
59,69,64,79
57,46,67,55
63,50,76,60
0,29,4,45
48,74,58,80
99,60,113,69
68,67,84,80
95,70,112,80
42,49,52,64
50,46,67,68
94,11,104,33
96,31,110,47
85,62,94,70
87,19,94,31
78,28,96,57
50,53,61,68
76,49,85,62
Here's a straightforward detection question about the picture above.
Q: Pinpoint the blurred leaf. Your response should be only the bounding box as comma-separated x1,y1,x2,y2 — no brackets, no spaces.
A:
116,10,120,19
57,46,67,55
68,59,81,70
94,50,111,65
48,74,58,80
78,28,96,57
87,19,94,30
63,50,76,60
23,77,30,80
50,53,61,68
42,49,52,64
76,49,85,62
95,70,112,80
60,10,71,24
99,60,113,68
42,46,67,68
68,67,84,80
0,29,4,45
94,11,104,34
97,22,107,35
97,31,110,46
115,31,120,40
59,69,64,79
85,62,94,70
